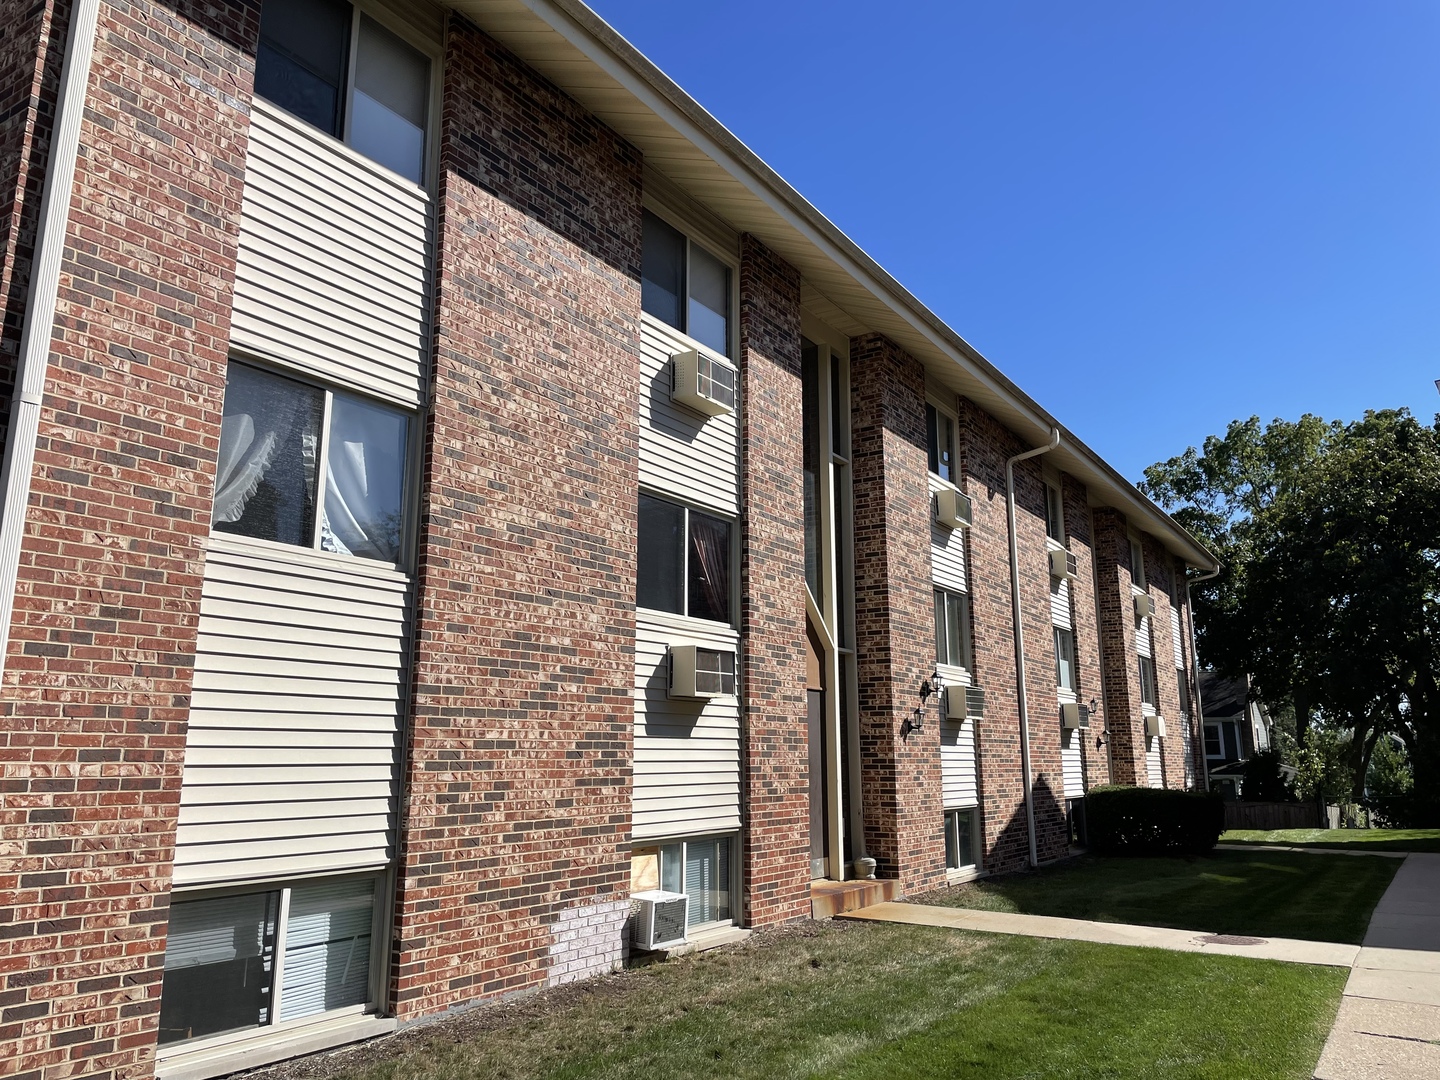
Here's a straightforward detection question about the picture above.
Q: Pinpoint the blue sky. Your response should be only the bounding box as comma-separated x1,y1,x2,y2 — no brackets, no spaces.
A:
587,0,1440,482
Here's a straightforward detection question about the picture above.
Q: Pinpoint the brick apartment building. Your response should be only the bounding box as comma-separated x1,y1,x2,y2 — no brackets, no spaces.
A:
0,1,1217,1077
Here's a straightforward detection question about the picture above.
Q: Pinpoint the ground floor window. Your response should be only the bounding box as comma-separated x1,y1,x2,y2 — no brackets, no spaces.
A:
943,809,979,871
657,835,734,929
158,874,380,1047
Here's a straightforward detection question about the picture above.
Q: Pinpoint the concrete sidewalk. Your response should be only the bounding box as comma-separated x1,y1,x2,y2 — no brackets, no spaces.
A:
1314,853,1440,1080
838,901,1358,966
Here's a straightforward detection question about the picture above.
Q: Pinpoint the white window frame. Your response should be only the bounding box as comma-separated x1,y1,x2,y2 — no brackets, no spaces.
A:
1044,480,1066,546
933,585,973,675
655,833,739,932
925,396,961,489
944,807,980,874
1054,625,1077,697
1129,532,1148,592
1203,722,1225,761
1138,654,1159,714
254,0,443,189
641,200,739,361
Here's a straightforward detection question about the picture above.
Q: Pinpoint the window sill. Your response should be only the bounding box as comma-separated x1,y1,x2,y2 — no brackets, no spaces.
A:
945,866,985,886
642,923,750,961
156,1012,395,1080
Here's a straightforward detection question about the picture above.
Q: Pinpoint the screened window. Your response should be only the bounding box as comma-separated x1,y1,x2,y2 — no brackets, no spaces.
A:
1054,627,1077,693
1138,655,1158,710
658,836,734,928
1045,483,1065,543
944,809,978,871
256,0,431,184
158,876,378,1046
641,210,731,357
933,587,972,670
637,494,732,624
213,362,410,564
926,403,957,485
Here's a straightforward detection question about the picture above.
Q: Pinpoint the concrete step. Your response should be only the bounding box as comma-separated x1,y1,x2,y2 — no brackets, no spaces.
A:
811,877,902,920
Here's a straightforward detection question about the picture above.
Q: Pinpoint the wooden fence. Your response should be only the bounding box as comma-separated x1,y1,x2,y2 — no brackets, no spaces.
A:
1223,801,1324,831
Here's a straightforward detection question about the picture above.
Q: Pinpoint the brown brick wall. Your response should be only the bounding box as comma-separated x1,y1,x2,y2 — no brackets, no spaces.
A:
392,16,641,1017
849,335,944,890
1093,507,1146,785
0,2,258,1077
736,233,809,926
1063,475,1111,789
957,399,1068,872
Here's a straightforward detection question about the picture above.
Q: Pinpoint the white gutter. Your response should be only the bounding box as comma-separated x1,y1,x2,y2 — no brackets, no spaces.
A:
1186,564,1222,793
0,0,99,679
1006,427,1061,868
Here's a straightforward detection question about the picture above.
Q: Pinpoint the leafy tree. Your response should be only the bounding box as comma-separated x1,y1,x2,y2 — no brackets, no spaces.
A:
1144,410,1440,823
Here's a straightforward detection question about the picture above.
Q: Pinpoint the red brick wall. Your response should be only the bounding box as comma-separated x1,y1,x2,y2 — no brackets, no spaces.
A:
1172,564,1205,786
0,2,257,1076
1143,540,1189,789
392,17,641,1017
1064,476,1111,789
736,233,809,926
1093,507,1146,785
848,335,944,890
957,399,1069,872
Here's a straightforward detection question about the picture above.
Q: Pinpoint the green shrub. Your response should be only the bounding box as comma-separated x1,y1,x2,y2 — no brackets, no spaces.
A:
1085,786,1225,856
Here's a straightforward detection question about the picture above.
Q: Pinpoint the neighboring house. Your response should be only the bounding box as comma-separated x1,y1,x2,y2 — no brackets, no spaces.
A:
0,2,1217,1078
1199,671,1277,797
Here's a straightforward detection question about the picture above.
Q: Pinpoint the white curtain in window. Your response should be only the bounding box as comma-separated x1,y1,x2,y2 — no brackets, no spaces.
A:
319,396,406,562
212,369,307,524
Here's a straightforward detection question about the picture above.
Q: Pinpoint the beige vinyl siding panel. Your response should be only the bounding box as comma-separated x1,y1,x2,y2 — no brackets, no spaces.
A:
937,662,976,808
1136,614,1153,659
1170,608,1185,669
1181,720,1197,788
633,611,741,840
231,100,432,408
1146,744,1165,789
1050,575,1072,631
638,314,739,516
1061,735,1085,798
175,535,411,888
928,476,967,593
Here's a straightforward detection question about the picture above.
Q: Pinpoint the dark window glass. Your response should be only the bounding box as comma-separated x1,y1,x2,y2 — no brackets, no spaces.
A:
256,0,352,136
351,15,429,183
688,510,731,624
637,494,684,614
802,341,821,606
926,404,955,483
1054,627,1076,692
945,809,976,870
934,588,971,669
213,364,324,548
830,353,845,456
1138,655,1158,708
688,243,730,356
1177,671,1191,715
1204,725,1223,758
642,211,685,331
158,892,279,1045
1046,485,1065,542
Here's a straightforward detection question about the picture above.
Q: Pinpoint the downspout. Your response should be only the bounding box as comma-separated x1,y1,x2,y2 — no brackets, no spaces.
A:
0,0,101,678
1186,564,1221,793
1006,426,1060,868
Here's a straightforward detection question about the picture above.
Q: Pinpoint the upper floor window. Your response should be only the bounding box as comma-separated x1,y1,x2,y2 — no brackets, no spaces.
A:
926,402,957,485
257,0,431,184
1137,654,1158,711
1129,534,1147,590
1054,627,1076,693
1045,483,1065,543
637,493,732,624
214,361,410,564
933,587,972,670
642,210,731,357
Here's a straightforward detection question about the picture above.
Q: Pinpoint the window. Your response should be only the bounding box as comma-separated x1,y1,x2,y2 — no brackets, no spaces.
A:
926,402,957,485
1045,483,1065,543
1203,723,1223,759
641,210,731,357
1129,535,1147,590
933,587,972,670
1138,654,1158,711
1177,670,1191,716
658,836,733,928
158,876,377,1046
1054,627,1076,693
944,809,978,871
637,494,732,624
213,362,410,564
256,0,431,184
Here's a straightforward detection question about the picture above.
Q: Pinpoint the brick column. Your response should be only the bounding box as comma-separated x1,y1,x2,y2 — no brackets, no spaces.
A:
1148,546,1189,789
1093,508,1146,785
0,1,259,1075
1065,477,1111,789
957,399,1069,872
394,20,641,1017
849,334,944,890
736,233,809,926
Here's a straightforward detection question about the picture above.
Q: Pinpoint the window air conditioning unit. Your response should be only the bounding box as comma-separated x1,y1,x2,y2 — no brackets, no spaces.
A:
632,890,688,950
671,349,737,417
934,487,972,530
1049,548,1079,581
669,644,736,699
1060,702,1090,730
946,684,985,721
1134,594,1156,619
1145,714,1167,739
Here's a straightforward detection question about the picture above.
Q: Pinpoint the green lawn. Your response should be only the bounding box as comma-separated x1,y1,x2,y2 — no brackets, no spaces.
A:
919,850,1398,944
1221,828,1440,853
263,921,1344,1080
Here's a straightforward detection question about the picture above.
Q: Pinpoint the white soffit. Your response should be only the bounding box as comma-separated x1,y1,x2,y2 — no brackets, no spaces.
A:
441,0,1217,571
